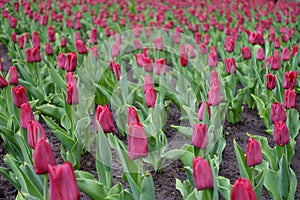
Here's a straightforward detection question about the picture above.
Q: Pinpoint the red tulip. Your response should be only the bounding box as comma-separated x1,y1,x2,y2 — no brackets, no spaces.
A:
90,28,98,44
12,85,27,108
32,31,40,48
282,48,290,61
143,75,154,93
45,43,54,56
225,58,236,74
249,32,257,45
0,74,8,88
284,89,296,109
193,157,214,190
274,121,290,146
64,52,77,72
270,102,286,124
11,33,17,43
75,40,87,54
195,32,201,44
17,36,24,49
61,37,67,47
57,53,65,69
154,37,163,51
128,123,148,160
9,66,18,85
135,54,144,67
204,34,210,44
32,47,41,62
198,102,210,121
75,31,81,41
270,50,280,70
199,43,207,54
48,26,55,42
224,37,235,53
180,48,188,67
33,138,56,174
246,138,262,167
27,120,46,149
192,123,208,149
144,86,156,108
49,162,80,200
25,48,33,63
95,105,115,133
134,39,142,50
66,74,78,105
9,17,17,28
127,107,140,127
173,31,181,44
208,81,222,106
256,48,264,61
208,46,217,67
274,38,280,49
153,58,166,75
266,73,276,90
241,46,251,60
291,45,298,57
20,102,35,129
283,70,297,89
231,178,257,200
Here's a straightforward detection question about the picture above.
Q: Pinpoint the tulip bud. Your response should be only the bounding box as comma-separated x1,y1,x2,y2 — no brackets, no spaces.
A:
127,107,140,127
241,46,252,60
193,157,214,190
199,43,207,54
266,73,276,90
154,37,163,51
173,31,181,44
20,102,35,129
135,54,144,67
204,34,210,44
208,46,218,67
10,17,17,28
180,49,188,67
45,42,54,56
9,66,18,85
282,48,290,61
65,52,77,72
66,74,78,105
0,74,8,88
274,121,290,146
195,32,201,44
283,70,297,89
270,102,286,124
143,75,154,93
143,56,152,72
256,48,265,61
27,120,46,149
57,53,65,69
128,123,148,160
95,105,115,133
61,37,67,47
225,58,236,74
49,162,80,200
231,178,257,200
291,45,298,57
32,47,41,62
284,89,296,109
192,123,208,149
198,102,210,121
153,58,166,75
17,36,24,49
75,40,87,54
249,32,257,45
32,31,40,48
48,26,55,42
33,138,56,174
11,33,17,43
144,87,156,108
270,50,280,70
246,138,262,167
90,28,98,44
224,37,235,53
208,84,222,106
25,48,33,63
274,38,280,49
12,85,28,108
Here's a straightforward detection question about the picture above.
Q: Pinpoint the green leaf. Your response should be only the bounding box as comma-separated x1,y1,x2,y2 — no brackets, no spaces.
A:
217,176,232,200
140,173,155,200
264,169,281,200
233,140,250,180
278,155,289,199
76,178,108,200
61,114,72,131
254,170,264,200
107,183,122,196
36,104,65,121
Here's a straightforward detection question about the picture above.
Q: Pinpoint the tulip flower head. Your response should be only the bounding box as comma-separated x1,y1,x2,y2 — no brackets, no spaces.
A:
246,138,263,167
193,157,214,190
20,102,35,129
274,121,290,146
231,178,257,200
95,105,115,133
128,123,148,160
270,102,286,124
33,138,56,174
266,73,276,90
192,123,208,149
9,66,18,85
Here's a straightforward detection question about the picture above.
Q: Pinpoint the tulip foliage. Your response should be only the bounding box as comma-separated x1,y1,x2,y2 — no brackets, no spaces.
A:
0,0,299,199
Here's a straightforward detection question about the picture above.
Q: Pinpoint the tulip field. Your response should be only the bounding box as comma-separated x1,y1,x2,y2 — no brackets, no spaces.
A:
0,0,300,199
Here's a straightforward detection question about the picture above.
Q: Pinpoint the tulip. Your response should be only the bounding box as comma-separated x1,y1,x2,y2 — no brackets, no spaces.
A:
45,43,54,56
27,120,46,149
256,48,264,61
225,58,236,74
283,70,297,89
20,102,35,129
173,31,180,44
270,50,280,70
90,28,98,44
198,102,210,121
127,107,140,127
12,86,28,108
143,56,152,72
75,31,81,41
266,73,276,90
0,74,8,88
33,138,56,174
270,102,286,124
135,54,144,67
284,89,296,109
66,75,78,105
153,58,166,75
65,52,77,72
231,178,257,200
25,48,33,63
143,75,154,93
17,36,24,49
75,40,87,54
249,32,257,45
187,44,196,58
32,47,41,62
154,37,163,51
193,157,214,190
9,66,18,85
10,17,17,28
224,37,235,53
199,43,207,54
128,123,148,160
291,45,298,57
57,53,65,69
32,31,40,48
48,26,55,42
49,162,80,200
241,46,252,60
61,37,66,47
256,33,265,46
0,59,3,72
195,32,201,44
95,105,115,133
11,33,17,43
208,81,222,106
204,34,210,44
134,39,142,50
208,46,217,67
282,48,290,61
274,121,290,146
144,86,156,108
180,49,188,67
274,38,280,49
246,138,262,167
192,123,208,149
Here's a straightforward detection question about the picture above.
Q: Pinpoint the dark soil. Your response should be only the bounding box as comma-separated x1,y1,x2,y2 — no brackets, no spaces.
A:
1,43,300,200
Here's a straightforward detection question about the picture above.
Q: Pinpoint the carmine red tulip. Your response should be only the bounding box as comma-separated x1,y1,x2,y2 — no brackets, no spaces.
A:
45,43,54,56
154,37,163,51
61,37,66,47
134,39,141,50
48,26,55,42
241,46,251,60
90,28,98,44
57,53,65,69
198,102,210,121
128,123,148,160
256,48,264,61
187,44,196,58
274,121,290,146
20,102,35,129
153,58,166,75
95,105,115,133
180,49,188,67
32,31,40,48
75,31,81,41
9,66,18,85
49,162,80,200
193,157,214,190
249,32,257,45
231,178,257,200
0,74,8,88
208,46,217,67
208,80,222,106
266,73,276,90
27,120,46,149
199,43,207,54
195,32,201,44
283,70,297,89
32,47,41,62
127,107,140,127
17,36,24,49
144,86,156,108
143,75,154,93
224,37,235,53
246,138,262,167
270,102,286,124
11,33,17,43
64,52,77,72
204,34,210,44
284,89,296,109
10,17,17,28
135,54,144,67
25,48,33,63
274,38,280,49
282,48,290,61
225,58,236,74
33,138,56,174
192,123,208,149
66,74,78,105
270,50,280,70
75,40,87,54
292,45,298,57
12,85,27,108
173,31,181,44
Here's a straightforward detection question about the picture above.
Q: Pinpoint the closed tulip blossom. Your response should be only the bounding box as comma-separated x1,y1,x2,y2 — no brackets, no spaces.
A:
274,121,290,146
193,157,214,190
25,48,33,63
45,43,54,56
95,105,115,133
12,85,28,108
9,66,18,85
20,102,35,129
284,89,296,109
57,53,65,69
17,36,24,49
256,48,264,61
231,178,257,200
241,46,252,60
270,50,281,70
270,102,286,124
33,138,56,174
246,138,263,167
144,86,156,107
128,123,148,160
66,74,79,105
32,31,40,48
49,162,80,200
61,37,67,48
274,38,280,49
282,48,290,61
225,58,236,74
48,26,55,42
154,37,163,51
291,45,298,57
224,37,235,53
208,46,218,67
143,75,154,94
199,43,207,54
75,40,88,54
153,58,166,75
192,123,208,149
127,107,140,127
180,48,188,67
204,34,210,44
27,120,46,149
0,74,8,88
64,52,77,72
11,33,17,43
266,73,276,90
135,53,144,67
32,47,41,62
283,70,297,89
208,70,222,106
198,102,210,121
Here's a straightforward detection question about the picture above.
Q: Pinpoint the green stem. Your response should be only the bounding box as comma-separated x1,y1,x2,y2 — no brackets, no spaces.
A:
43,174,49,200
250,166,255,188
